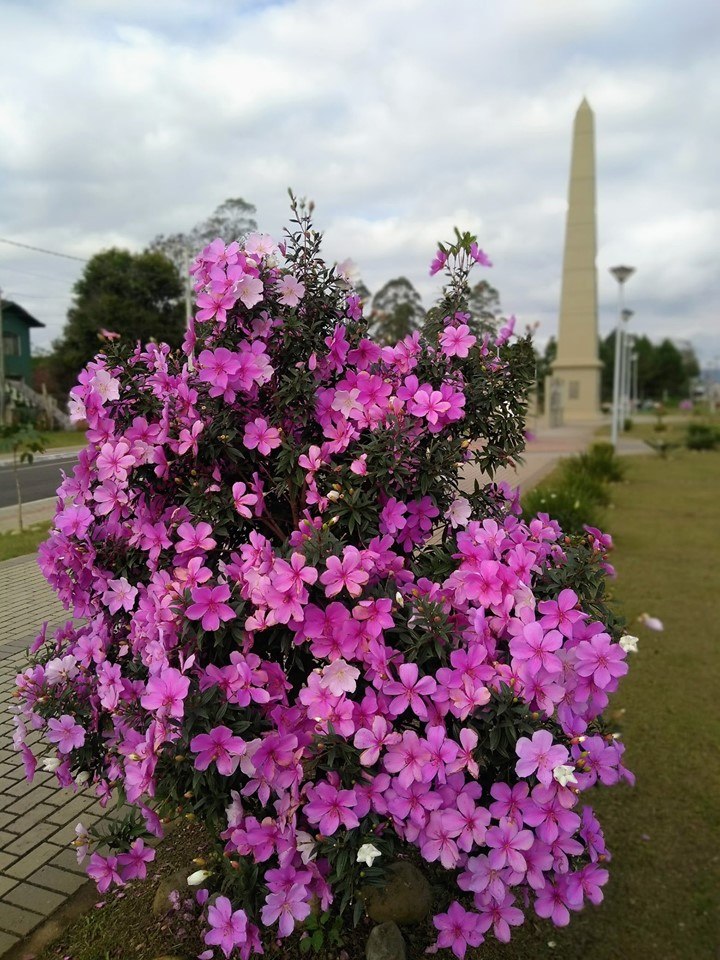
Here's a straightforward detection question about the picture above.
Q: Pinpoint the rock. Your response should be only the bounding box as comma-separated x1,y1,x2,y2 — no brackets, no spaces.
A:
152,869,190,917
366,921,406,960
362,861,432,925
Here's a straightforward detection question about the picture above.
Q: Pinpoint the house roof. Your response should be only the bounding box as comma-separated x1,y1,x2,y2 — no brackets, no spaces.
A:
2,300,45,329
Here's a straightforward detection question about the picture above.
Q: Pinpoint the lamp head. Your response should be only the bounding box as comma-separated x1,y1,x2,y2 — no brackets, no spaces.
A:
610,265,635,284
621,308,634,322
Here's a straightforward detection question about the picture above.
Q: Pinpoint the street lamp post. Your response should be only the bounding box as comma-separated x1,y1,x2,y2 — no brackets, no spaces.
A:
631,348,639,413
609,266,636,448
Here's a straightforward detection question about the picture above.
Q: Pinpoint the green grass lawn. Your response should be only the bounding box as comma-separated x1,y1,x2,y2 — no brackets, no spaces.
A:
41,429,87,450
32,450,720,960
0,521,51,562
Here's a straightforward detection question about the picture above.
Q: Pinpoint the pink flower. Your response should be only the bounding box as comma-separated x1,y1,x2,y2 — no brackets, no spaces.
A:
186,584,236,631
353,716,401,766
244,418,282,456
87,853,122,893
432,901,484,958
140,668,190,719
429,249,448,276
96,440,135,483
176,521,216,555
204,896,248,958
304,782,359,836
534,878,582,927
320,547,369,598
118,838,155,881
384,663,437,719
261,883,311,937
439,323,476,358
190,725,246,775
515,730,569,786
276,274,306,307
231,482,258,519
102,577,138,614
574,634,628,689
485,817,534,871
476,893,524,943
47,715,85,753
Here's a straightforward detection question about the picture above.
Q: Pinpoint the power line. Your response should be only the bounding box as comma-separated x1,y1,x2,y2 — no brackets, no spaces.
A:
0,237,88,263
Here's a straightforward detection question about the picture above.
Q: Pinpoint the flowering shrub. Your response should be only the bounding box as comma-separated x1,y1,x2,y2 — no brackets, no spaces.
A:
14,198,633,959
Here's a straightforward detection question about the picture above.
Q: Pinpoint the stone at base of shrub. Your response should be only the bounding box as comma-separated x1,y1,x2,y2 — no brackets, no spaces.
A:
366,921,406,960
152,869,190,917
362,861,432,925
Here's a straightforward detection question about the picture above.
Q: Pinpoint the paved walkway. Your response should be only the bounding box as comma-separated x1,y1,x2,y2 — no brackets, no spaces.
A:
0,558,106,957
0,420,629,954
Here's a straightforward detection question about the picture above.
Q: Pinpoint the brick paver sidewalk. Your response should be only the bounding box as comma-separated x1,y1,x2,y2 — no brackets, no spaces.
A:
0,557,106,956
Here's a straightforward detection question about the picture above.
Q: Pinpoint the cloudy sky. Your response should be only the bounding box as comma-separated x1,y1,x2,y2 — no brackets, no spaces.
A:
1,0,718,365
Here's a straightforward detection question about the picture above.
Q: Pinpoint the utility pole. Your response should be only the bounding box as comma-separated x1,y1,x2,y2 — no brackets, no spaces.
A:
609,266,635,448
0,287,5,425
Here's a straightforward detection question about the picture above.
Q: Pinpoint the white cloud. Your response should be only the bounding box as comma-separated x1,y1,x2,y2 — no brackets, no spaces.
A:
0,0,718,364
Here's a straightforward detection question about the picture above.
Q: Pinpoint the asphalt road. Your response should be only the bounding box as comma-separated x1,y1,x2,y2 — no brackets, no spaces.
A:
0,455,77,509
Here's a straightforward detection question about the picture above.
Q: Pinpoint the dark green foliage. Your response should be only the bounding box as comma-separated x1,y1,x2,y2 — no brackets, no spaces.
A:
685,422,718,450
370,276,425,344
50,249,184,399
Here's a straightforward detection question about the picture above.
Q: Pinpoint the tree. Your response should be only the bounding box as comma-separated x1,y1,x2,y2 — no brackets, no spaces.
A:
149,197,258,275
465,279,504,336
599,332,699,404
370,276,425,344
50,249,184,399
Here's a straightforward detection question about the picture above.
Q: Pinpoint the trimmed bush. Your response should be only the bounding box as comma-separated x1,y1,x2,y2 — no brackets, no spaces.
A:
685,423,718,451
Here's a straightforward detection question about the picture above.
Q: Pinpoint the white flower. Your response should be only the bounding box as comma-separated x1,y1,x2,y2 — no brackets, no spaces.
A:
45,655,78,687
395,591,405,608
638,613,664,632
187,870,212,886
90,369,120,403
326,490,341,502
619,634,639,653
295,830,317,864
41,756,62,772
75,770,90,785
356,843,382,867
445,497,472,529
552,764,578,787
320,658,360,696
336,258,359,284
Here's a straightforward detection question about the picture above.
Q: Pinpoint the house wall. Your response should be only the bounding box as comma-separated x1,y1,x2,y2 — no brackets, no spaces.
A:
2,309,33,384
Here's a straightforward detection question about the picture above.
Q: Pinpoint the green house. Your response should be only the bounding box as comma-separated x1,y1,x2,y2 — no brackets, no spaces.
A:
2,300,45,386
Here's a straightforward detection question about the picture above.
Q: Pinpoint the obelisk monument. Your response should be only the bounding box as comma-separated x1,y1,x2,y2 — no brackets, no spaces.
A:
550,98,602,422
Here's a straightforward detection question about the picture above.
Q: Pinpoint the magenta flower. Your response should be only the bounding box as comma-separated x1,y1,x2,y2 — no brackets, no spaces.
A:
439,323,476,358
485,816,534,871
176,521,216,554
204,895,248,958
243,418,281,456
432,901,484,958
47,715,85,753
118,838,155,881
534,878,582,927
140,668,190,719
384,663,437,719
509,622,563,676
476,892,524,943
574,634,628,689
353,716,401,766
429,249,448,276
303,782,359,836
515,730,569,786
261,882,311,936
191,725,246,775
186,584,236,631
86,852,122,893
319,546,369,598
231,482,257,519
538,588,585,637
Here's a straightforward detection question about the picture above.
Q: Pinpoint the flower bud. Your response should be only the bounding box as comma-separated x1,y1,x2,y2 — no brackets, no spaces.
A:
187,869,212,885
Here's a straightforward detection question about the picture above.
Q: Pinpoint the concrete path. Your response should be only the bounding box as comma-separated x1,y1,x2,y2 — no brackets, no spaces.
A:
0,420,630,954
0,558,106,957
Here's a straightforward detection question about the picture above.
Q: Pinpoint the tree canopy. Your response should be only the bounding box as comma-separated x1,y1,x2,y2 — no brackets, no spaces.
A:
149,197,258,274
50,249,185,399
370,276,425,344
